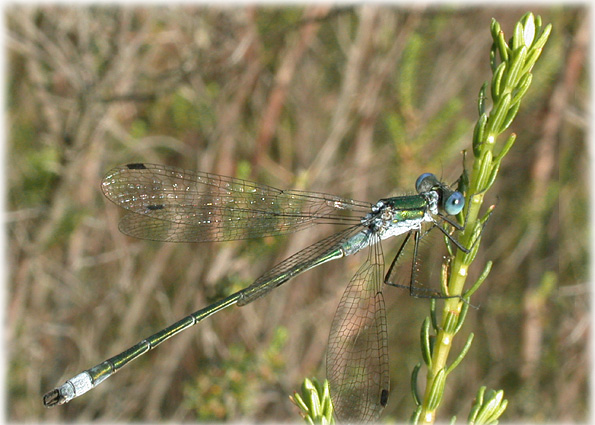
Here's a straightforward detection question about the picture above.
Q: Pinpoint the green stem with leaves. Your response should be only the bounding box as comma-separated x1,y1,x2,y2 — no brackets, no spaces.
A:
291,378,335,425
413,13,551,425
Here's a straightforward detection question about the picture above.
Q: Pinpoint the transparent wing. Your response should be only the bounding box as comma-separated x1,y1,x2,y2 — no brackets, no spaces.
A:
101,163,370,242
327,236,390,423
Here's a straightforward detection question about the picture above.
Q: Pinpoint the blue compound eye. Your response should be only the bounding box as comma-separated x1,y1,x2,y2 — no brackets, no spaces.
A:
444,191,465,215
415,173,437,193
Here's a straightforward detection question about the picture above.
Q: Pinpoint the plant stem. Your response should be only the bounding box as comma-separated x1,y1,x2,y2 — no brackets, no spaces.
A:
415,12,551,424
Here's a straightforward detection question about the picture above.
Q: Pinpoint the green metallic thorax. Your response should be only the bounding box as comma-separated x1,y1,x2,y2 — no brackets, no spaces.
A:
382,195,429,222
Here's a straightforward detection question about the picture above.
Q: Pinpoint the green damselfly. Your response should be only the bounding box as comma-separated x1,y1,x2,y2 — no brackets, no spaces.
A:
43,163,465,422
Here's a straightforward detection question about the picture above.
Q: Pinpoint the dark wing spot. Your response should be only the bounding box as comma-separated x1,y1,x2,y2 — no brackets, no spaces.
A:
380,389,389,407
127,163,147,170
147,204,164,210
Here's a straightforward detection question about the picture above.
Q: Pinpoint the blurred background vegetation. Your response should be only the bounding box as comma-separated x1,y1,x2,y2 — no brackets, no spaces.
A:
6,5,587,422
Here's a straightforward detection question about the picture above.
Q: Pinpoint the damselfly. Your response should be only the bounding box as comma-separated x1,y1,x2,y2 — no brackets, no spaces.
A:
43,163,466,422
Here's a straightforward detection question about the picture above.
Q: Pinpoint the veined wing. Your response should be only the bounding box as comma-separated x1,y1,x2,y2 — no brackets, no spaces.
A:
101,163,371,242
327,236,390,423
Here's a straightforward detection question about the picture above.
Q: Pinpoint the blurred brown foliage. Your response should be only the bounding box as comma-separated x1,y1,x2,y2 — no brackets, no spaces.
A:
6,5,587,422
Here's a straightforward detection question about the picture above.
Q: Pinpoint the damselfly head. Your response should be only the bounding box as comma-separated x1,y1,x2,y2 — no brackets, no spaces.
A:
416,173,464,216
